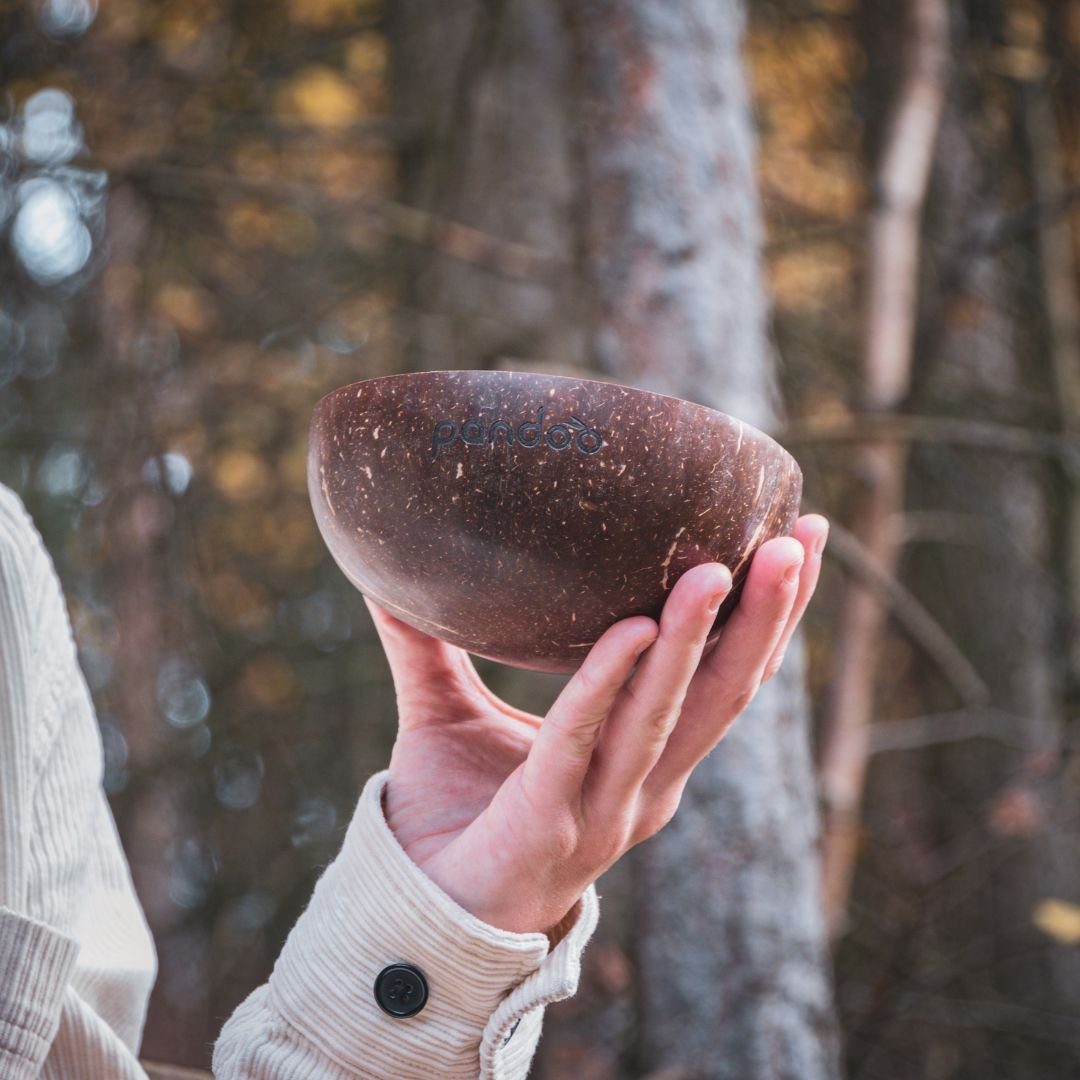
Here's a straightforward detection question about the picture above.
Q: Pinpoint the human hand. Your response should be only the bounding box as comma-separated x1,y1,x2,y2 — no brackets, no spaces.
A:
366,514,828,936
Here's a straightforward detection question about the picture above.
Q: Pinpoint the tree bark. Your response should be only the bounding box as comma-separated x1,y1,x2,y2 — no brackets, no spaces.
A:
817,0,948,936
388,2,838,1076
388,0,584,375
843,4,1080,1075
565,5,837,1076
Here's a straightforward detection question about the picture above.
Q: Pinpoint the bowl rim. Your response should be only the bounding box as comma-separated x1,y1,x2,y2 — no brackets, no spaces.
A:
312,368,792,456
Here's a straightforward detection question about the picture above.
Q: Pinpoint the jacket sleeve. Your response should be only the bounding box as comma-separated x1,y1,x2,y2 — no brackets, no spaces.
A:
213,770,598,1080
0,487,150,1079
0,906,150,1080
0,908,79,1080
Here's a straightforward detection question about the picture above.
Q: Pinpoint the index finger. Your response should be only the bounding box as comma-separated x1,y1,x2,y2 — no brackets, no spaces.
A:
523,615,659,808
644,534,805,793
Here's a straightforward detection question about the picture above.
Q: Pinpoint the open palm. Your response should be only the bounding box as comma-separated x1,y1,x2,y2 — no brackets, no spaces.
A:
367,514,827,935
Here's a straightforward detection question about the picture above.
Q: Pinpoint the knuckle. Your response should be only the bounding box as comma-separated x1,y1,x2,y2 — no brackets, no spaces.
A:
642,705,676,738
636,809,671,843
637,694,686,742
548,815,582,861
590,824,628,866
571,662,604,700
549,712,602,760
634,795,682,843
620,672,647,712
729,686,756,717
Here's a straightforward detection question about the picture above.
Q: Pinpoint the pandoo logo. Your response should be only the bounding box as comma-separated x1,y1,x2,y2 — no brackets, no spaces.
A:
431,406,603,457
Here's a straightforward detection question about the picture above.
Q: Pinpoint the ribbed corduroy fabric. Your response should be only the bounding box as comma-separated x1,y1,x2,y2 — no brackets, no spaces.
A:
0,484,156,1079
0,483,598,1078
214,770,598,1079
0,909,79,1078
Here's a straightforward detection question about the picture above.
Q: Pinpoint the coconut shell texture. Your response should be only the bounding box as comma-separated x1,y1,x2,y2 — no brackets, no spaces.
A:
308,370,802,673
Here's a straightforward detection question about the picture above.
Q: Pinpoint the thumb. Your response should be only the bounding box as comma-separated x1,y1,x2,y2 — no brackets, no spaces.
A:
362,594,464,690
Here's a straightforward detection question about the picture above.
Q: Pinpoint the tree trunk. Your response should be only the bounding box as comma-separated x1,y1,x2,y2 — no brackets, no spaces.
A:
388,3,838,1076
842,3,1080,1076
565,5,837,1076
387,0,583,376
817,0,948,936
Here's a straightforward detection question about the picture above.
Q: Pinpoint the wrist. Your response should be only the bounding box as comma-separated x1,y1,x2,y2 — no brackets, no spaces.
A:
418,846,583,936
381,775,584,935
544,900,582,947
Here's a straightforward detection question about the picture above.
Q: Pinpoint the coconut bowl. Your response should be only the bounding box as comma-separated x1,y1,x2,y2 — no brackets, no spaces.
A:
308,369,802,674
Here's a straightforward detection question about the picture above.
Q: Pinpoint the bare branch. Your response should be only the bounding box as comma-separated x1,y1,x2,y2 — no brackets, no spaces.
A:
821,517,991,707
867,707,1072,755
781,413,1079,463
1024,81,1080,683
816,0,950,936
114,161,568,284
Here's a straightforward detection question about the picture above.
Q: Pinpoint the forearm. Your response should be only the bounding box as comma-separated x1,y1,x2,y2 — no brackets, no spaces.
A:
214,771,597,1080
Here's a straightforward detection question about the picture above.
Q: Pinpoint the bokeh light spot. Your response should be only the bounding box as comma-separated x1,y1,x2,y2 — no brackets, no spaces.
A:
37,444,88,498
291,797,338,847
157,658,212,729
12,179,92,284
143,452,194,495
19,88,83,165
34,0,98,38
213,747,265,811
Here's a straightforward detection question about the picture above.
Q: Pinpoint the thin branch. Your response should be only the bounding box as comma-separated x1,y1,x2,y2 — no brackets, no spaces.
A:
1024,80,1080,684
946,182,1080,268
111,161,568,284
781,413,1079,463
882,993,1080,1047
890,510,984,546
821,517,991,707
867,707,1073,754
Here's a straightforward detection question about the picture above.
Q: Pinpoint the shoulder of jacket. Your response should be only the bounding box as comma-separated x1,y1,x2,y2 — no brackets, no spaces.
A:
0,483,78,665
0,483,50,591
0,483,85,763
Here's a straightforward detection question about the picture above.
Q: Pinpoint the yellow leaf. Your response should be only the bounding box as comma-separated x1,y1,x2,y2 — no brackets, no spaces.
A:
1033,899,1080,945
224,200,276,249
213,450,272,502
276,66,360,129
271,207,318,256
156,284,216,336
767,241,854,313
239,653,297,710
288,0,359,27
345,32,387,77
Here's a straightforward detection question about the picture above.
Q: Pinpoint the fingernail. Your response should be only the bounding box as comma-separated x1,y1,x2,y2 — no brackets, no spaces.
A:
813,526,829,560
706,567,732,612
783,558,803,585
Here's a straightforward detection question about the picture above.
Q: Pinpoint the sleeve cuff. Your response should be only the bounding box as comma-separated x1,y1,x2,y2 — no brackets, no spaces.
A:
266,769,597,1076
0,906,79,1068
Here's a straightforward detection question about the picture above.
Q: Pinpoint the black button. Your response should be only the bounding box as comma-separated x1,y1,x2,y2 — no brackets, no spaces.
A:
374,963,428,1018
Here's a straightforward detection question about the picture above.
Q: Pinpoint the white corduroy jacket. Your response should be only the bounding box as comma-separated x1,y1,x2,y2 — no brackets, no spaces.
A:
0,483,596,1079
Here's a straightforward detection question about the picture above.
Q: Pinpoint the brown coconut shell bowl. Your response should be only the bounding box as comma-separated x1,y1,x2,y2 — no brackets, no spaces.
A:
308,369,802,674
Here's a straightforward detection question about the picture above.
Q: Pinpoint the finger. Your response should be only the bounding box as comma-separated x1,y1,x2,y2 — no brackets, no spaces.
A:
362,594,463,691
646,535,803,792
586,562,733,808
524,615,659,807
761,514,828,683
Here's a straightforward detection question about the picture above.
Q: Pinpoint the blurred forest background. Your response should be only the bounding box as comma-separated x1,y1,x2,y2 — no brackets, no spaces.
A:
2,0,1080,1077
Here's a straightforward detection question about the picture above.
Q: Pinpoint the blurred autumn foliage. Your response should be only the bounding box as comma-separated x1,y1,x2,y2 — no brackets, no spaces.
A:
2,0,1080,1075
